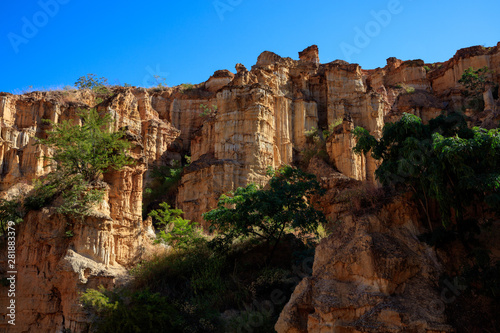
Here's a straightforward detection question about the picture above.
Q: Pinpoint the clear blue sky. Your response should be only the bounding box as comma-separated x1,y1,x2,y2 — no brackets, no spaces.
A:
1,0,499,93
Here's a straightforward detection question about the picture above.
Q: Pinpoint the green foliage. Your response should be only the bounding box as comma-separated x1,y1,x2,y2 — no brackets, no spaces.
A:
38,108,132,183
302,122,341,168
75,74,109,94
353,112,500,236
180,83,194,91
204,165,326,261
80,287,206,333
0,199,23,235
394,83,415,93
423,65,431,72
405,86,415,94
148,203,201,249
459,66,493,110
143,161,184,216
26,108,132,217
200,104,218,117
459,66,492,97
83,231,311,332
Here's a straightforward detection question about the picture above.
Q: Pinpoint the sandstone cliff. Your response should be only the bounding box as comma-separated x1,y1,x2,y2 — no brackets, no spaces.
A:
0,42,498,332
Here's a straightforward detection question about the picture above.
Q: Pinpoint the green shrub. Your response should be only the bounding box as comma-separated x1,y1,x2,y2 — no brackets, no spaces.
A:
80,287,214,333
459,67,492,111
204,165,326,263
143,161,184,217
38,108,132,183
25,108,132,218
180,83,194,91
148,203,201,249
353,112,500,232
200,104,217,117
0,198,24,235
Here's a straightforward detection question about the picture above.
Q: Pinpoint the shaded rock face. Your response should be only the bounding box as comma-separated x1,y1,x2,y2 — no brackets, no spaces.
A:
275,195,453,333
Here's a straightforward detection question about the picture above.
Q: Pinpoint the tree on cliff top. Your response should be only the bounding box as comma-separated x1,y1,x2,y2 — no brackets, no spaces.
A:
203,165,326,263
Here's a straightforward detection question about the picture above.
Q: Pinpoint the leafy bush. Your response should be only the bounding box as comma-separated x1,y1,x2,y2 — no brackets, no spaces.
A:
353,112,500,235
80,287,214,333
405,86,415,94
148,203,201,249
25,108,132,217
204,165,326,262
200,104,217,117
459,66,493,110
38,108,132,183
83,230,312,332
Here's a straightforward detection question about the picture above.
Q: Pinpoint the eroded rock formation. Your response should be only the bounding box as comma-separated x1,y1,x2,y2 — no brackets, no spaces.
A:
0,42,498,332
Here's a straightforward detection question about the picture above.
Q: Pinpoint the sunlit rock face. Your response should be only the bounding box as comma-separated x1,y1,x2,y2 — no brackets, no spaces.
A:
0,89,178,332
0,43,498,332
177,43,500,223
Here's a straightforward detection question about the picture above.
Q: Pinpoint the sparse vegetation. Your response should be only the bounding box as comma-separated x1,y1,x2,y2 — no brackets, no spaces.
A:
151,75,168,90
394,83,415,94
301,119,342,168
75,74,109,94
26,108,133,218
180,83,194,92
200,104,218,117
459,66,493,111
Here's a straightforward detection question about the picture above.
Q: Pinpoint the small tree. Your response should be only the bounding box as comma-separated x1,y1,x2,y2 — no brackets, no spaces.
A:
28,108,133,217
75,74,109,94
148,203,200,249
38,108,132,183
458,66,492,110
203,165,326,262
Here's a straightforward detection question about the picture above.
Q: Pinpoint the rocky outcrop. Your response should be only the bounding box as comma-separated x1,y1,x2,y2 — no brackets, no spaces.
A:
275,194,453,333
0,89,179,332
178,43,500,223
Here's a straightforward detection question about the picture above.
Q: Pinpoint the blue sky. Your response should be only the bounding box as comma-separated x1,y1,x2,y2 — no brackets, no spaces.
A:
1,0,499,93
